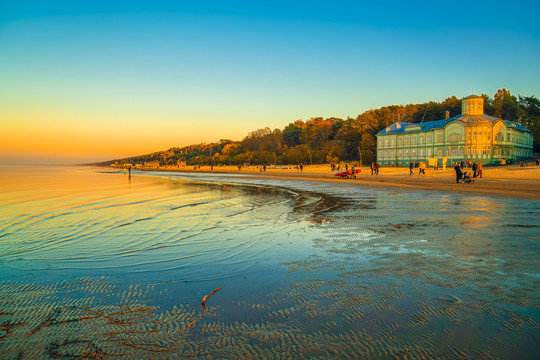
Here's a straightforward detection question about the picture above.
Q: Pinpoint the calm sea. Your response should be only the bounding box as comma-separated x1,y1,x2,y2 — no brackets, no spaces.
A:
0,166,538,359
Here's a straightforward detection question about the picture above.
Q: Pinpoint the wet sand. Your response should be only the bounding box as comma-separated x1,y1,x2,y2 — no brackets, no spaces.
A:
135,164,540,200
2,166,539,358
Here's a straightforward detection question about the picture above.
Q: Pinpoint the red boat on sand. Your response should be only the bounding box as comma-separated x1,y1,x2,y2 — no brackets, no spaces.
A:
335,168,361,179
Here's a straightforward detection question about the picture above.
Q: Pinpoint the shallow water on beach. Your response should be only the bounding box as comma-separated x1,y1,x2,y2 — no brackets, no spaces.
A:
0,166,538,359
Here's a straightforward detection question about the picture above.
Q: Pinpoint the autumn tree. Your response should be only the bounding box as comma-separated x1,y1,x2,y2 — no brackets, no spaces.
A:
360,133,376,165
261,129,283,165
335,117,361,160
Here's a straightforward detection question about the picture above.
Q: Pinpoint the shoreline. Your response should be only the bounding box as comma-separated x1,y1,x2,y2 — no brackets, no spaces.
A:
122,164,540,201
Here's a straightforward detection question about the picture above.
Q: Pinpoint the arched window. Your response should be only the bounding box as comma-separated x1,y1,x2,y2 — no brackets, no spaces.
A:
448,133,461,142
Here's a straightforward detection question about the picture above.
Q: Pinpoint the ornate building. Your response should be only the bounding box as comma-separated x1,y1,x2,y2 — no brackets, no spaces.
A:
375,95,533,166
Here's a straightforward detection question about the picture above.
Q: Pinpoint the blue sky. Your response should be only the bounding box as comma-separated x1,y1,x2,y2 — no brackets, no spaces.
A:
1,1,539,164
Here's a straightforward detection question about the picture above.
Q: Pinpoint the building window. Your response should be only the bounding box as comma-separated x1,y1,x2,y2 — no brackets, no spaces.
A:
398,149,402,157
427,135,432,144
391,138,395,146
449,133,461,142
405,149,409,156
398,137,402,146
437,149,442,156
411,136,416,145
391,150,395,157
412,149,416,156
420,149,424,157
405,137,409,145
427,148,432,156
459,147,464,155
384,139,388,147
437,134,443,143
452,149,457,156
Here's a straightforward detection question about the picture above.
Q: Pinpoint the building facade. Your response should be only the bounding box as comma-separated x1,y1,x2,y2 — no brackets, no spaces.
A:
375,95,533,166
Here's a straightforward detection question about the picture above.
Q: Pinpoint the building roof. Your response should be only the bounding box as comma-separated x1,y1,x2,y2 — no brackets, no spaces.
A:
376,116,457,135
505,120,530,132
463,94,483,100
377,114,531,136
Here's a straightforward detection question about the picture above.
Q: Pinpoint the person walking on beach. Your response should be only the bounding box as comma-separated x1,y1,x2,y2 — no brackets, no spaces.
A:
409,162,414,175
478,162,483,178
454,162,462,183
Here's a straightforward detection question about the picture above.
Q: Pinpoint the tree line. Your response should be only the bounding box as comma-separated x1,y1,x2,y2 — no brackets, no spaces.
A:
97,89,539,167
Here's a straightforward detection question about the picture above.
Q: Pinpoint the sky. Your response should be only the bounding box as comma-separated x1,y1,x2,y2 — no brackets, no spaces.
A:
1,1,539,165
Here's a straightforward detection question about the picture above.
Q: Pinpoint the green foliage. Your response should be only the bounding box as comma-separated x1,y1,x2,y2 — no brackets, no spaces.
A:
95,89,538,167
282,123,303,147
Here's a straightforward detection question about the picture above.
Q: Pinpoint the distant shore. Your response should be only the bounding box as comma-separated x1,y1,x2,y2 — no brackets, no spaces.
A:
127,163,540,200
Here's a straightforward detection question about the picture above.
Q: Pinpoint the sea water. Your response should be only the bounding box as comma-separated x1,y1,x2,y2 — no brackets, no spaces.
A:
0,166,538,359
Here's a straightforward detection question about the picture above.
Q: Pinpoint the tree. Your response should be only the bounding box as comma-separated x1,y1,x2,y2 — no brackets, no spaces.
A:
441,96,462,118
335,118,362,160
308,119,333,150
518,95,540,152
360,133,376,165
283,122,303,147
261,129,283,165
493,88,520,120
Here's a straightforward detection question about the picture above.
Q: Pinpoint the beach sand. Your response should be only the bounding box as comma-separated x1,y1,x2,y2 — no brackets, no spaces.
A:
136,163,540,200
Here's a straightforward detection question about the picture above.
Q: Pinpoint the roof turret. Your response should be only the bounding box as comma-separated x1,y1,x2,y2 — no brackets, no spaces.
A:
462,95,484,116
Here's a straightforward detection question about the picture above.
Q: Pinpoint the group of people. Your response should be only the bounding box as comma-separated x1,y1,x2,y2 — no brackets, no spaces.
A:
369,162,380,175
409,161,426,175
331,162,346,172
454,161,483,184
